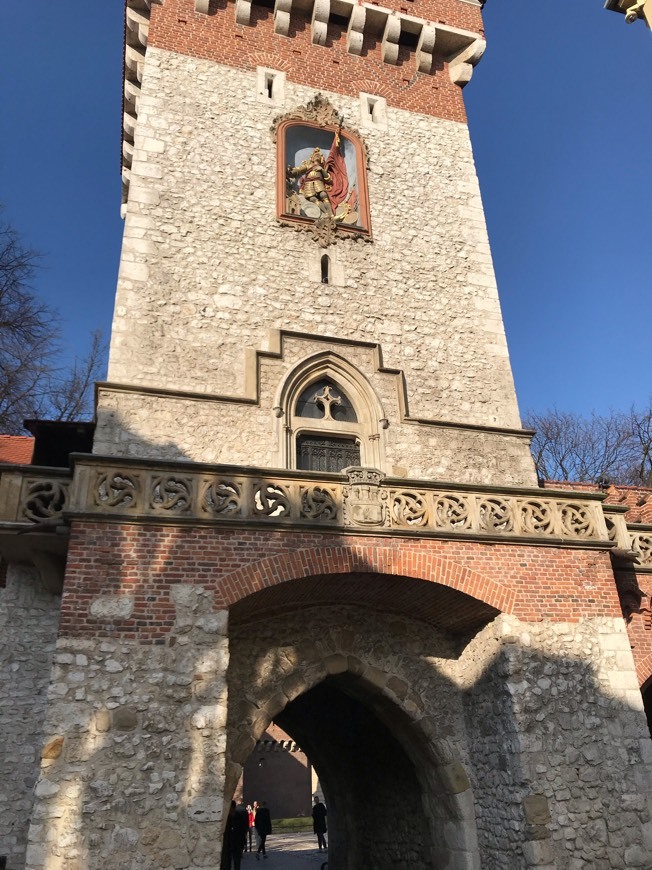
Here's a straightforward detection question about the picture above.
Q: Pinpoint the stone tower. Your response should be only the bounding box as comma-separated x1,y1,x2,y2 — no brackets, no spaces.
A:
96,0,536,487
3,1,652,869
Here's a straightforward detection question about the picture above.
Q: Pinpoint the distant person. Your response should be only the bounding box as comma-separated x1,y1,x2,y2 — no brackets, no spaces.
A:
255,800,272,860
222,800,249,870
252,801,260,850
246,804,255,851
221,801,236,870
231,802,250,869
312,796,327,851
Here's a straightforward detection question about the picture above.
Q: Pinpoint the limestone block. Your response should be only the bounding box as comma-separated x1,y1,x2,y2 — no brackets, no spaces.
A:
416,24,436,73
523,839,554,865
311,0,329,45
324,653,348,675
112,706,138,731
381,15,401,65
235,0,252,24
41,736,64,759
34,779,60,799
346,6,365,55
624,844,652,867
274,0,292,36
439,762,470,795
523,795,551,826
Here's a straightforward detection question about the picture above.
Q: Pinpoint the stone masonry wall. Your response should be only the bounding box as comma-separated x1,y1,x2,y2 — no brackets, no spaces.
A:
227,605,478,869
22,523,652,869
462,615,652,869
24,586,230,870
95,328,535,484
100,47,534,483
0,565,61,870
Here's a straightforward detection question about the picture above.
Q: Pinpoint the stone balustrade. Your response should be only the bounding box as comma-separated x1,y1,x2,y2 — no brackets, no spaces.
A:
0,457,632,549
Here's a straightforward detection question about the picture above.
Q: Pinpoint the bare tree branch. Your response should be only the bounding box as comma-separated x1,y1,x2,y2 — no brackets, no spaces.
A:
47,330,108,422
0,213,107,432
524,406,652,486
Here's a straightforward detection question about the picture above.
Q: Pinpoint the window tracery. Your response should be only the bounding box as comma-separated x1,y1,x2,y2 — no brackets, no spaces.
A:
274,354,386,472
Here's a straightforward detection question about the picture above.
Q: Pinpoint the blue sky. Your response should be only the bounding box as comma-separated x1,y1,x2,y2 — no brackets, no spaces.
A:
0,1,650,420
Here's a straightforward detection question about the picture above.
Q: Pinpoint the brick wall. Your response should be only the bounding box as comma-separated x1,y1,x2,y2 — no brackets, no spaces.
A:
148,0,479,122
59,520,622,641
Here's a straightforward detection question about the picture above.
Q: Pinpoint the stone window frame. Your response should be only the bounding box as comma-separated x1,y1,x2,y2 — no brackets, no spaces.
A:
359,92,388,132
256,66,286,106
274,352,386,471
276,119,372,238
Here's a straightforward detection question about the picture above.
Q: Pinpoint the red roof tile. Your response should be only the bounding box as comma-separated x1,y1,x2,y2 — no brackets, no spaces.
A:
0,436,35,465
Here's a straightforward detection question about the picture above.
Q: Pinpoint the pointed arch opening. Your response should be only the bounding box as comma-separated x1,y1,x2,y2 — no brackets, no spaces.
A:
225,600,482,870
275,352,387,471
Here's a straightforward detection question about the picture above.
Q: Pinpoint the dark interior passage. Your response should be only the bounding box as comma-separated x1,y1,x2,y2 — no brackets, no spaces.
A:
275,677,432,870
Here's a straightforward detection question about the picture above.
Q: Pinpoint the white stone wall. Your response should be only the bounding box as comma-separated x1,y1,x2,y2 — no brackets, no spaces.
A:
95,330,535,485
0,565,60,870
99,47,536,485
462,615,652,868
24,586,230,870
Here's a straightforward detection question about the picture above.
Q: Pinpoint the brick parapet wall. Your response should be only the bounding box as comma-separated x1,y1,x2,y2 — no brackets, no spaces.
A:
148,0,473,121
544,479,652,525
60,520,623,642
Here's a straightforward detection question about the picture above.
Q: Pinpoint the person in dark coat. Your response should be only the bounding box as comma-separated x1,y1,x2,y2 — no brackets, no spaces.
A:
254,800,272,859
221,801,236,870
232,802,250,869
222,801,250,870
312,795,328,851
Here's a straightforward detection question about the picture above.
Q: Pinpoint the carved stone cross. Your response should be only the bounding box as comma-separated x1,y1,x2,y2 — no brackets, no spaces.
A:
312,384,342,419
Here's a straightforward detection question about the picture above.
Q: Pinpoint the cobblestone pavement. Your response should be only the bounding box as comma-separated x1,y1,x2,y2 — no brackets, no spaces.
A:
241,832,328,869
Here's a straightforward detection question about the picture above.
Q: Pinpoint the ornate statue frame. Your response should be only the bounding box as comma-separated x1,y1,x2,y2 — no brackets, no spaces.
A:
273,97,372,245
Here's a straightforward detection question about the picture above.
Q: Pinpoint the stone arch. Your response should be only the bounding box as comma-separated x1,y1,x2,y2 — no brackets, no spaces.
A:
274,350,387,470
220,543,515,616
226,604,481,869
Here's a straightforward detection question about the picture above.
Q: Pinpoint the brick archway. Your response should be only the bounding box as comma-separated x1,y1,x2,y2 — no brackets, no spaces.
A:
220,543,515,614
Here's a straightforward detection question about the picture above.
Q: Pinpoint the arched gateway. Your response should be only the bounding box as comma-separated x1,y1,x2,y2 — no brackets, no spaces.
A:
1,1,652,868
227,577,490,870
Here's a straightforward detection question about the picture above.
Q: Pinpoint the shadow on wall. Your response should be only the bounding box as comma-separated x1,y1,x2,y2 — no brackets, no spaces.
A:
12,419,652,870
225,597,652,870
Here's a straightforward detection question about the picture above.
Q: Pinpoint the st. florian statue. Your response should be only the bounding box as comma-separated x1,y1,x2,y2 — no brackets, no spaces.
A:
287,133,350,219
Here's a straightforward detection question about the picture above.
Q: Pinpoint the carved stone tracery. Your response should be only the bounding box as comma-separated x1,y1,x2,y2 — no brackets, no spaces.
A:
96,472,139,509
21,480,68,523
151,476,192,512
271,95,365,153
6,465,630,551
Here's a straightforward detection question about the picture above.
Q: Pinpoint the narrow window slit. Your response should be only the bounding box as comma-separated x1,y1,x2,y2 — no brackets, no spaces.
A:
321,255,330,284
265,72,275,100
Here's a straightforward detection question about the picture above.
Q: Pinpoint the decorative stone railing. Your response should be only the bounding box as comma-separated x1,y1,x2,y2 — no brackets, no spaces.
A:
629,529,652,569
0,467,71,525
603,507,652,570
0,458,625,548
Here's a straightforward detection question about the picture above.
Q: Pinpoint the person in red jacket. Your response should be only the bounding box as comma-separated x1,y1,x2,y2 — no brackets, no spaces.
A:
246,804,255,852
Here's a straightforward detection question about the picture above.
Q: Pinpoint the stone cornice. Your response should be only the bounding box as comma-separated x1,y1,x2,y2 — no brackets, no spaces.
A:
121,0,163,213
96,326,532,441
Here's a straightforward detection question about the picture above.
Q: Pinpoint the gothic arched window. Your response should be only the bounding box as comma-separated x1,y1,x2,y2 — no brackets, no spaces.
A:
275,354,386,473
294,379,360,472
296,379,358,423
